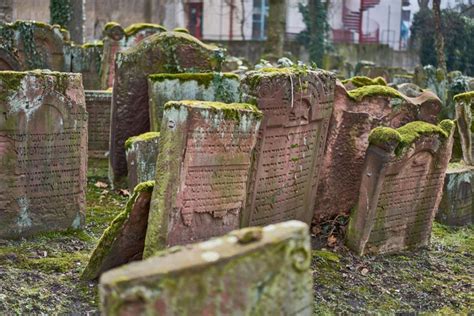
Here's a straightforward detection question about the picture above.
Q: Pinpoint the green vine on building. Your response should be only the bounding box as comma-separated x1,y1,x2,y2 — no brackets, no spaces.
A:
50,0,72,28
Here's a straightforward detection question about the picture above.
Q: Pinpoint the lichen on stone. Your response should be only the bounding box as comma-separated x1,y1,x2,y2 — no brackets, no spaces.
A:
347,85,403,102
125,132,160,150
173,27,189,34
124,23,167,36
453,91,474,104
165,100,263,121
342,76,387,87
82,41,104,48
148,72,238,87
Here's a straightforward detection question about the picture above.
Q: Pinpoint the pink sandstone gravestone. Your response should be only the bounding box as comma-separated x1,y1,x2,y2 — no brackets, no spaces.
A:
0,70,87,239
85,90,112,158
240,67,335,227
346,120,455,255
100,221,313,315
143,100,262,256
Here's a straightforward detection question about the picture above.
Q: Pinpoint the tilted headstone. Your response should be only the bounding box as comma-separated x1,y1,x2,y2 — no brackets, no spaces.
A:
314,82,442,223
346,120,455,255
125,132,160,192
454,91,474,164
143,101,262,256
414,65,447,104
0,70,87,239
148,72,240,131
100,221,313,315
82,181,154,280
109,31,224,187
436,165,474,226
240,67,335,227
85,90,112,158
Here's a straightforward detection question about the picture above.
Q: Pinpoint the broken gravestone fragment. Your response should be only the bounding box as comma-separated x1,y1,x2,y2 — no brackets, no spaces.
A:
436,164,474,226
148,72,240,131
454,91,474,165
346,120,455,255
0,70,87,239
81,181,154,280
143,100,262,256
85,89,112,158
100,220,313,315
240,67,335,227
125,132,160,192
314,82,442,223
109,31,224,187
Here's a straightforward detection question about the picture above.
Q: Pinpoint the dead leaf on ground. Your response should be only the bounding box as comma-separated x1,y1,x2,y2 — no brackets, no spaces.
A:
327,235,337,247
118,189,130,197
94,181,108,189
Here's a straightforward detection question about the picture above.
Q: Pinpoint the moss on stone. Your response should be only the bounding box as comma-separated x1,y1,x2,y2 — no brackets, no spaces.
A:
124,23,166,36
165,100,263,121
342,76,387,87
124,132,160,150
173,27,189,34
82,40,103,48
148,72,238,87
0,71,26,102
104,21,121,31
453,91,474,104
368,127,402,147
347,85,403,102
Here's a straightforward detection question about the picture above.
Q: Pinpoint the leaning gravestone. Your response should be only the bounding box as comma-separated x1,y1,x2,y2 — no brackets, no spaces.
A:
85,90,112,158
143,100,262,256
454,91,474,164
240,67,335,227
346,120,455,255
125,132,160,192
109,31,224,187
314,82,442,222
148,72,240,131
100,221,313,315
82,181,154,280
436,164,474,226
0,70,87,239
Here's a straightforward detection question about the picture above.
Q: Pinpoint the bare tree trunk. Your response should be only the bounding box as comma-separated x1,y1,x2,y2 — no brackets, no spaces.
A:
433,0,447,72
264,0,287,57
240,0,246,40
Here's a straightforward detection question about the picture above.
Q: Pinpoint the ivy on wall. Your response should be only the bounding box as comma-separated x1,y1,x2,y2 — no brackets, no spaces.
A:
50,0,72,28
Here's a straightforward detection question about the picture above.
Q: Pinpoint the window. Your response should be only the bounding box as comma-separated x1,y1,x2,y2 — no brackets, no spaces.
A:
252,0,269,40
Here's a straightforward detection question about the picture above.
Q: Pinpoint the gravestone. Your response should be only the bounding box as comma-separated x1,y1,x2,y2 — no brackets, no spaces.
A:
0,70,87,239
314,83,442,223
341,75,387,91
100,22,167,89
125,132,160,192
454,92,474,164
67,42,103,90
143,100,262,256
148,72,240,131
240,67,335,227
346,120,455,255
85,90,112,158
436,164,474,226
414,65,447,104
109,31,224,187
100,221,312,315
82,181,154,280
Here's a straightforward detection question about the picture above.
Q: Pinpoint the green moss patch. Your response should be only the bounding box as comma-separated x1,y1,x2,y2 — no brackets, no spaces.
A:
82,41,103,48
342,76,387,88
173,27,189,34
124,132,160,150
104,21,120,31
165,100,263,121
124,23,166,36
347,85,403,102
148,72,238,87
453,91,474,104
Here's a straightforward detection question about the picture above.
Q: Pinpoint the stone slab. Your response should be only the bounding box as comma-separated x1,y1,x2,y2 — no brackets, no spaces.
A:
85,89,112,158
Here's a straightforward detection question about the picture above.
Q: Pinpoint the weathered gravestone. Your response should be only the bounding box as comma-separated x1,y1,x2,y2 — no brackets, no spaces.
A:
341,75,387,91
414,65,447,104
85,90,112,158
436,164,474,226
125,132,160,192
397,82,424,97
100,221,313,315
82,181,154,280
109,31,224,187
100,22,167,89
66,42,103,90
148,72,240,131
143,101,262,256
240,67,335,227
346,120,455,255
314,83,442,223
0,70,87,239
454,91,474,164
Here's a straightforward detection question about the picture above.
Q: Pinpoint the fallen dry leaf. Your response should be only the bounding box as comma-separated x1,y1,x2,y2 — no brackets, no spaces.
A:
118,189,130,197
327,235,337,247
94,181,108,189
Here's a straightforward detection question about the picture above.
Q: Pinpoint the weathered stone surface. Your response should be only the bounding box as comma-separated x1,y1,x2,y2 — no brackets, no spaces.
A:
346,120,455,255
125,132,160,192
436,164,474,226
85,90,112,158
454,91,474,165
0,70,87,239
397,82,424,97
109,31,224,186
148,72,240,131
241,68,335,227
144,101,262,255
100,22,167,89
341,75,387,91
82,181,154,280
100,221,312,315
68,42,103,90
414,65,447,104
314,82,442,223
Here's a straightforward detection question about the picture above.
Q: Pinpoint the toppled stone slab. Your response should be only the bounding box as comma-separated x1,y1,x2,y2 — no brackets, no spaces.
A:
241,67,335,227
85,90,112,158
346,120,455,255
125,132,160,192
436,164,474,226
314,82,442,223
0,70,87,239
144,101,262,255
148,72,240,131
100,220,312,315
454,91,474,165
109,31,224,187
82,181,154,280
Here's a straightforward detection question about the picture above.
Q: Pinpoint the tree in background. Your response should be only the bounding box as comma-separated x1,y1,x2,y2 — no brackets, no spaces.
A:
264,0,287,57
432,0,447,73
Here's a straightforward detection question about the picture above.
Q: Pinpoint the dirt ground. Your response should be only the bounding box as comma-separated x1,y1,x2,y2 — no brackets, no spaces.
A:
0,158,472,314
